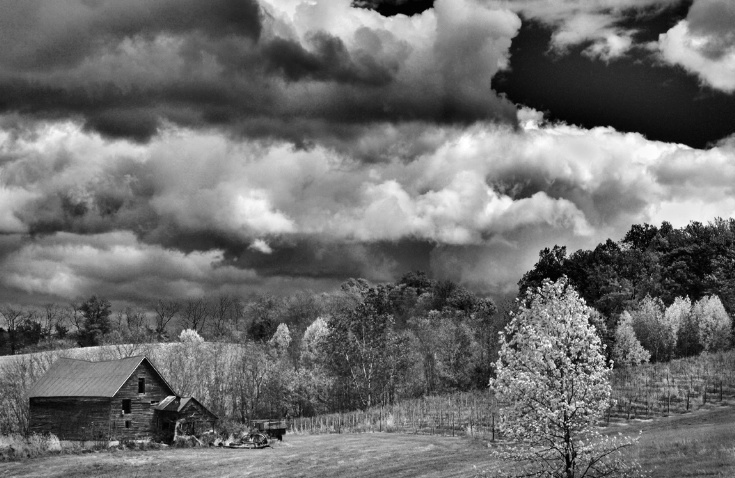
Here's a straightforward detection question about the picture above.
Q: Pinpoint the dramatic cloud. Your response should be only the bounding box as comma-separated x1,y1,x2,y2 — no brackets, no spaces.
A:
657,0,735,92
2,108,735,301
0,231,260,302
0,0,520,145
1,0,734,307
487,0,682,60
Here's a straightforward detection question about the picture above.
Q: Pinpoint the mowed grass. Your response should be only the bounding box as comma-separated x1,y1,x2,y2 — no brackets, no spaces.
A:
3,405,735,478
0,433,501,478
627,403,735,477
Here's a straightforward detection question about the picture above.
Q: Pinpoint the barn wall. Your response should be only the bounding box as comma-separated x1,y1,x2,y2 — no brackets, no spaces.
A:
30,397,111,441
109,361,174,440
177,401,217,435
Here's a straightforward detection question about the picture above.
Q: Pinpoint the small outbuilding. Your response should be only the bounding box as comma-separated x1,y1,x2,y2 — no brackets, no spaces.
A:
28,356,217,442
154,395,218,442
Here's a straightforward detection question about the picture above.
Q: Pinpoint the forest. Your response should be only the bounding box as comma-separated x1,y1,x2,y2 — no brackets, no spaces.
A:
2,218,735,433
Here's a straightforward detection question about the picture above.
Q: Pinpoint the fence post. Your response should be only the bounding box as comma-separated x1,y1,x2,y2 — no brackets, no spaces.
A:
491,413,495,442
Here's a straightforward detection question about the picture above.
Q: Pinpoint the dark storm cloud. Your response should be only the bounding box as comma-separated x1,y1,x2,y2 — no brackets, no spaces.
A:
2,111,735,302
4,0,735,308
0,0,521,144
262,32,396,86
0,0,262,70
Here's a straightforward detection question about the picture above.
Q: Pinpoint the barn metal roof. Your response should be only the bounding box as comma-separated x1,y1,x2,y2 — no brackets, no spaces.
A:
28,356,174,398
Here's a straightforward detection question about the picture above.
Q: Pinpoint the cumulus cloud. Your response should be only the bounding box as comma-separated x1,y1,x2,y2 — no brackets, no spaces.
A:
0,0,520,145
0,231,260,302
489,0,681,60
2,108,735,299
657,0,735,92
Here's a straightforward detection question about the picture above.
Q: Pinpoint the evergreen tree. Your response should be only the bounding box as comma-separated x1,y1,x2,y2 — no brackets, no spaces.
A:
77,296,112,346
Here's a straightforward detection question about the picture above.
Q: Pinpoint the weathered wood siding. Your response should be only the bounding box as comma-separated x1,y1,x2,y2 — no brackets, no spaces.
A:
109,360,174,440
29,397,111,440
178,401,217,435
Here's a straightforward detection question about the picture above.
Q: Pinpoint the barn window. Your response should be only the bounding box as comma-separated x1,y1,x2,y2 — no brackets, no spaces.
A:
122,399,131,414
138,377,146,394
150,400,159,405
125,420,131,429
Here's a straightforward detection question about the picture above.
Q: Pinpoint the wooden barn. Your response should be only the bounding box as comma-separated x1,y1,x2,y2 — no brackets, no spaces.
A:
154,395,218,442
28,356,216,442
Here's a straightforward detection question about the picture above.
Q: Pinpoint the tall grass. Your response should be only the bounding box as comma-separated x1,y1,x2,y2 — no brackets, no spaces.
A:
609,351,735,420
0,433,62,460
289,390,500,438
297,351,735,437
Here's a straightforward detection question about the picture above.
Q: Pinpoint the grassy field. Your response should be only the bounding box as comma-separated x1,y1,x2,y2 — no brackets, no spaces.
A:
3,403,735,478
0,433,501,478
631,403,735,477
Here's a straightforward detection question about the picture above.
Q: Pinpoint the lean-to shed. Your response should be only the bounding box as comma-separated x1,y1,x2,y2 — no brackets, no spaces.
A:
154,395,218,442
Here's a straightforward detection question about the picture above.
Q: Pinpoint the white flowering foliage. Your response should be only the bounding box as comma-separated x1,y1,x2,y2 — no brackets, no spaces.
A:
630,295,672,362
179,328,204,344
613,311,650,369
692,295,732,352
268,322,292,355
663,296,691,346
300,316,330,367
490,278,641,478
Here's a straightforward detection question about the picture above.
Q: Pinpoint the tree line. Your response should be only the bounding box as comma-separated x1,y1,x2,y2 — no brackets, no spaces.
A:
0,272,509,419
519,218,735,368
4,217,734,426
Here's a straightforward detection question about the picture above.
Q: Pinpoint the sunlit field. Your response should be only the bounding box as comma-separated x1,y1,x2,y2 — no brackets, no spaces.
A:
3,403,735,478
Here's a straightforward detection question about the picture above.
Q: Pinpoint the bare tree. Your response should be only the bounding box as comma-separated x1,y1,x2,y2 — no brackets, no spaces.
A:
37,304,64,339
153,300,180,339
209,295,242,338
125,307,147,333
0,306,25,355
182,298,211,333
114,309,126,330
68,301,85,333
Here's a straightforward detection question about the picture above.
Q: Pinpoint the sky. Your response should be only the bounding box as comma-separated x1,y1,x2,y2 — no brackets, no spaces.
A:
0,0,734,308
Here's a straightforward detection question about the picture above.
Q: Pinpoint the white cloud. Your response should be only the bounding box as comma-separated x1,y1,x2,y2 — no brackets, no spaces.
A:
249,239,274,254
0,187,37,233
0,231,259,301
490,0,681,60
583,32,634,62
2,108,735,297
658,19,735,92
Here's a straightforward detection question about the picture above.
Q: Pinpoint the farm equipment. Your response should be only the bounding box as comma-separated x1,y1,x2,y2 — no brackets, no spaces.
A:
226,430,270,449
251,419,287,441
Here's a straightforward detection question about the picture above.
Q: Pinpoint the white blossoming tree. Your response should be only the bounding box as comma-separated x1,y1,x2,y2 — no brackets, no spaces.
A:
490,277,641,478
268,322,292,356
692,295,732,352
300,316,330,367
612,311,650,369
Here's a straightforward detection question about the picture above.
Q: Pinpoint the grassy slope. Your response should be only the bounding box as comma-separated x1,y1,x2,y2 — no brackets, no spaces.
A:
0,434,501,478
630,403,735,477
4,404,735,478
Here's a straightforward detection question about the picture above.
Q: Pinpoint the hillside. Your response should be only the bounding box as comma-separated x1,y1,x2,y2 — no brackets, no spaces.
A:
2,404,735,477
4,344,735,437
